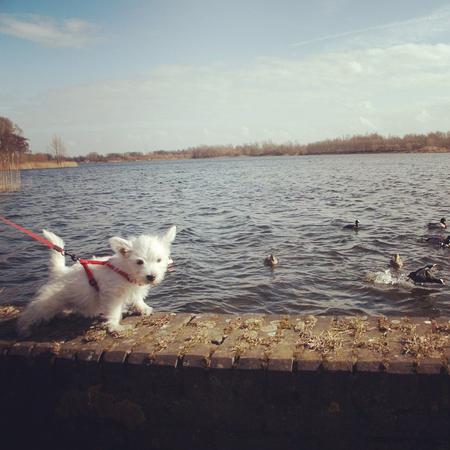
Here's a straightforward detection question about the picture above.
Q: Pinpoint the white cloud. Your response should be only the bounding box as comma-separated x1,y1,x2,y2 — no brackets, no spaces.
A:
348,61,363,73
0,14,99,48
361,100,373,111
416,109,432,123
359,116,376,130
8,43,450,154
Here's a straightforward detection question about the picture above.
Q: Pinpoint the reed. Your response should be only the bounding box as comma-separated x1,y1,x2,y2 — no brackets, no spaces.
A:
0,151,21,192
0,116,29,192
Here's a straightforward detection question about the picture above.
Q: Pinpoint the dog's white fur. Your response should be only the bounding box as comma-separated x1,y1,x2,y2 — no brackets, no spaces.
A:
17,226,176,336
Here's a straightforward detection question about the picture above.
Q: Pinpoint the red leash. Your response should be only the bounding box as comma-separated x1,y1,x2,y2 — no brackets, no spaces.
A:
0,214,64,253
0,214,137,291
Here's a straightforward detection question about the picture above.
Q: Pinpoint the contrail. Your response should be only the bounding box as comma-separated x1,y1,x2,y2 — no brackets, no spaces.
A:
291,7,450,47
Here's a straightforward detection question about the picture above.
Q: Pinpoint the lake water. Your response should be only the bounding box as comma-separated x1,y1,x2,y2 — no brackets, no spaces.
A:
0,153,449,317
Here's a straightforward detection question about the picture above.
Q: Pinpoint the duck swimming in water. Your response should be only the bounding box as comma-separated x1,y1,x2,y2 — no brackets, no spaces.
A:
389,254,403,270
428,218,447,230
408,264,444,285
343,219,359,230
264,254,279,267
425,235,450,248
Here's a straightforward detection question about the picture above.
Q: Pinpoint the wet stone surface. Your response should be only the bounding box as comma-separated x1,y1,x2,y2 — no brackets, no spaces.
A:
1,305,449,373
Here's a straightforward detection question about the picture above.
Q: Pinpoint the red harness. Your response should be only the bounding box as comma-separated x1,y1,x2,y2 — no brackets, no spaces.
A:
0,214,137,292
78,258,138,291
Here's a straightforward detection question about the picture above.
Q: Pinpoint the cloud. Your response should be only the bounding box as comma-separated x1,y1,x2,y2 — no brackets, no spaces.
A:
359,116,376,130
8,43,450,154
348,61,363,73
416,109,432,123
0,14,99,48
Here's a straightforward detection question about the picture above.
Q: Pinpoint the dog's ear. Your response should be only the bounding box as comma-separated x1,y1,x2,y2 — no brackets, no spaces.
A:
109,236,132,256
162,225,176,245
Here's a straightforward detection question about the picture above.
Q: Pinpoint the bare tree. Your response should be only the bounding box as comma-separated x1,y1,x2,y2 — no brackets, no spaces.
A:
50,135,67,166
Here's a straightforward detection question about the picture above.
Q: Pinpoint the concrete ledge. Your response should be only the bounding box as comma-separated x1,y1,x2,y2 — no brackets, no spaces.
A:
0,306,449,449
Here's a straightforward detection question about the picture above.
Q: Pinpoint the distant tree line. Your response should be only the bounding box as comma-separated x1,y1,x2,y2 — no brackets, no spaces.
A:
4,113,450,168
69,131,450,162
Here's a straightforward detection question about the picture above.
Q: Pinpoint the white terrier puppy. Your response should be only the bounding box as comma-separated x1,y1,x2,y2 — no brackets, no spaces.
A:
17,226,176,336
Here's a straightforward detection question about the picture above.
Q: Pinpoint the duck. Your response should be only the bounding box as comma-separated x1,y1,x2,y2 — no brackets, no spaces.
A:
427,217,447,230
343,219,359,230
389,254,403,270
407,264,444,285
264,254,279,267
425,235,450,248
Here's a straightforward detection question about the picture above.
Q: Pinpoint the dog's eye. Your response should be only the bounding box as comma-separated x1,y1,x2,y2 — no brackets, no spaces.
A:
157,258,162,263
136,259,144,265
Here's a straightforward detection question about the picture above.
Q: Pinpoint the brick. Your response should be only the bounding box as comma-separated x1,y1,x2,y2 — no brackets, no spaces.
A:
265,320,298,372
295,316,335,372
127,313,193,365
31,341,61,359
209,316,247,369
383,317,416,374
103,312,172,364
8,341,35,358
237,315,275,370
153,314,223,367
182,314,233,368
355,317,385,373
0,339,17,355
322,316,358,372
409,318,445,374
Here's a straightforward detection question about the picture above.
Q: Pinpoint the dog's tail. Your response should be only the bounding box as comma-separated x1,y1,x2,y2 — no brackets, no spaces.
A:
43,229,67,275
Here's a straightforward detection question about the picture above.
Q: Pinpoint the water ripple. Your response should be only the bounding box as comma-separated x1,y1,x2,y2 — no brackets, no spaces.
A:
1,154,449,316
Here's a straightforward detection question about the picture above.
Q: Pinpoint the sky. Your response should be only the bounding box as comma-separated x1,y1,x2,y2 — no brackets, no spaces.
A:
1,0,450,156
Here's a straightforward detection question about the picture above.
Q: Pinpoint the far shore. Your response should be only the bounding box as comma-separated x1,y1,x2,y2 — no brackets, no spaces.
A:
17,146,450,171
17,131,450,167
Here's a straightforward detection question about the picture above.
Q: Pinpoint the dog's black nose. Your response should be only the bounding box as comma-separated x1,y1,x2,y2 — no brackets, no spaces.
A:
146,274,156,282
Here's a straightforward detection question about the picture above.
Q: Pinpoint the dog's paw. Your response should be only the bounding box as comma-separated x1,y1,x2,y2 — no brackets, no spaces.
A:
107,323,133,336
139,305,154,316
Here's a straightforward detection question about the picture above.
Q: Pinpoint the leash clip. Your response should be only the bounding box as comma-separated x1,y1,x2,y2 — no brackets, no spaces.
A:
61,249,79,262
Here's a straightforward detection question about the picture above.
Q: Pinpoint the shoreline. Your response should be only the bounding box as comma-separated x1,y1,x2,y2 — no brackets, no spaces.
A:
76,147,450,165
19,161,78,170
17,148,450,170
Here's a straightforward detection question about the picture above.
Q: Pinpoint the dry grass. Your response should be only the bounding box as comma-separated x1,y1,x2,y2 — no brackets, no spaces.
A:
0,305,21,320
302,330,344,355
333,316,369,337
377,316,449,359
402,332,448,358
431,320,450,334
238,317,264,331
81,324,108,343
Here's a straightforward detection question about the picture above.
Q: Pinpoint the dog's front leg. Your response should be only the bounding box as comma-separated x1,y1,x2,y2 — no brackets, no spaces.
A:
104,301,129,333
128,288,153,316
133,297,153,316
134,300,153,316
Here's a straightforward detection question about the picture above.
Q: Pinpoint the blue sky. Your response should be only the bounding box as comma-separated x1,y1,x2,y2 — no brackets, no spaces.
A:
1,0,450,155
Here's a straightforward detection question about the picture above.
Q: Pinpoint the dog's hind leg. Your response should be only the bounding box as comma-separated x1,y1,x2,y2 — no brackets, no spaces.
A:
17,292,65,336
